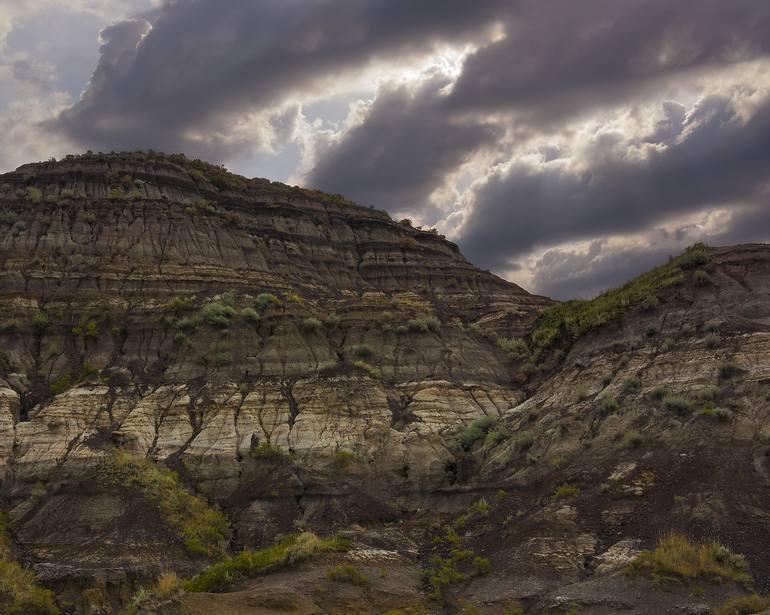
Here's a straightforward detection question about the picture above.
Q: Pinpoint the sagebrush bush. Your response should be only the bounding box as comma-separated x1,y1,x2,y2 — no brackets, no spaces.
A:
496,337,530,360
301,317,322,332
240,307,260,324
406,316,441,333
201,302,236,328
718,361,740,379
663,395,693,416
550,484,580,502
622,376,641,393
454,415,496,450
256,293,281,310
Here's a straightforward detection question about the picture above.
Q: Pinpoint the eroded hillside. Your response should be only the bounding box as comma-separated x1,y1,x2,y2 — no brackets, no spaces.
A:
0,153,768,615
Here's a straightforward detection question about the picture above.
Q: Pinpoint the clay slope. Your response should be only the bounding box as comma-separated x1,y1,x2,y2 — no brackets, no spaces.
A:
1,153,769,615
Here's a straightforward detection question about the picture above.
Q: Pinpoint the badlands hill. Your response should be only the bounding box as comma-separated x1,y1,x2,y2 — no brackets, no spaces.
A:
0,152,768,615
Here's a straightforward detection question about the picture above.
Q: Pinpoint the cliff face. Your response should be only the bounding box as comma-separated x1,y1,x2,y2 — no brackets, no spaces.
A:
1,154,769,615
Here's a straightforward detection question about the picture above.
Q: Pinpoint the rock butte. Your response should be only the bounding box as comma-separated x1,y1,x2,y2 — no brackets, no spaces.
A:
0,152,769,614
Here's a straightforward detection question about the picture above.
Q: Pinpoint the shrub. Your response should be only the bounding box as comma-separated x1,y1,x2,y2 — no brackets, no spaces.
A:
718,361,740,379
256,293,281,310
705,319,723,333
201,302,236,328
211,351,233,367
100,452,230,558
694,269,714,285
0,209,18,224
0,513,60,615
49,374,72,395
627,532,750,584
705,332,721,348
660,337,675,352
31,312,49,334
406,316,441,333
551,485,580,502
24,187,43,203
454,415,497,450
693,385,720,400
301,317,322,332
334,449,359,468
599,395,619,414
623,430,643,448
352,360,381,379
325,564,368,586
324,312,341,327
352,344,373,359
503,606,525,615
496,337,530,360
648,385,667,401
485,426,508,445
174,316,199,332
663,395,693,416
713,594,770,615
240,307,260,324
516,431,534,450
184,532,349,593
622,376,641,393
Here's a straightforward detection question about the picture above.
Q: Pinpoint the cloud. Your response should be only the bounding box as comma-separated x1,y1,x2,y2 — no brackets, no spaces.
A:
459,93,770,272
448,0,770,124
305,74,496,218
54,0,505,160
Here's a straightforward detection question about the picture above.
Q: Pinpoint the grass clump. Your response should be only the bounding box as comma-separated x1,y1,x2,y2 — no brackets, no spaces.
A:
550,484,580,502
184,532,349,593
31,312,49,335
622,376,641,393
599,395,619,415
660,337,675,352
325,564,369,586
201,302,237,328
496,337,530,361
255,293,281,310
718,361,741,379
530,244,707,352
0,513,60,615
454,415,497,451
301,317,322,332
648,385,667,401
352,360,381,379
352,344,373,359
516,431,534,450
405,316,441,334
627,532,750,585
240,307,260,324
100,452,230,558
663,395,693,417
49,374,72,395
705,332,722,348
713,595,770,615
424,549,490,602
623,430,643,448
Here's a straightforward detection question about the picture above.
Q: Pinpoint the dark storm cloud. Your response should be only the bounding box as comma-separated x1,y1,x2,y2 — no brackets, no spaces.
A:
307,76,496,216
54,0,504,159
460,94,770,272
449,0,770,124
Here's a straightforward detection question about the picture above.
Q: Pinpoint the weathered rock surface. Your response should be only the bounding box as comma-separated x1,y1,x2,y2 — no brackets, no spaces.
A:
0,153,769,614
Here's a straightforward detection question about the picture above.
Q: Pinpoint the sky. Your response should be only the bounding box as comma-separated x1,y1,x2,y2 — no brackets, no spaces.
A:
2,0,770,299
